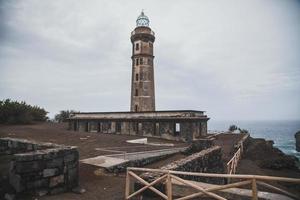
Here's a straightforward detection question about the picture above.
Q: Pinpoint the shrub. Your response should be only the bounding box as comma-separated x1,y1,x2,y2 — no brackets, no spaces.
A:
54,110,78,123
0,99,48,124
228,125,238,132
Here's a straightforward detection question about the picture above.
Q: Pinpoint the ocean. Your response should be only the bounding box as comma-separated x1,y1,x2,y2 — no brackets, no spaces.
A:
208,120,300,160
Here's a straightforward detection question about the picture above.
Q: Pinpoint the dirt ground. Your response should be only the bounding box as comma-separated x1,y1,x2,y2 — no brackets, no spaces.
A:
2,123,296,199
0,122,188,200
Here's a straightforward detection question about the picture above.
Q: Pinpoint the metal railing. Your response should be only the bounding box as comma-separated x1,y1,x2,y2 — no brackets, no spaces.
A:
125,167,300,200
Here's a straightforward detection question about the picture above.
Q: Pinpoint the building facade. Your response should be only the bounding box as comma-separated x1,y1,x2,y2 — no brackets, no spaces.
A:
68,12,209,142
69,111,208,142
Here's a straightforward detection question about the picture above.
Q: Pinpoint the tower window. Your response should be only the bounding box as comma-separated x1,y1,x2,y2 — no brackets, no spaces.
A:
135,58,139,65
135,105,138,112
140,58,143,65
135,43,139,51
135,73,139,81
135,89,138,96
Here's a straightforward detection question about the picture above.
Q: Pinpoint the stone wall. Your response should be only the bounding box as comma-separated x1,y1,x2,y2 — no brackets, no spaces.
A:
142,146,225,185
184,138,215,155
0,138,79,196
71,120,208,142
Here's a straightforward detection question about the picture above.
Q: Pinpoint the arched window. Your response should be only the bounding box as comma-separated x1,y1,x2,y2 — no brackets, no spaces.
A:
135,73,139,81
135,89,138,96
135,43,139,51
135,58,139,66
135,105,138,112
140,58,143,65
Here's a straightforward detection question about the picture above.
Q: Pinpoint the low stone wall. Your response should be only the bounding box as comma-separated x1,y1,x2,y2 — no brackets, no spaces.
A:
0,138,79,197
0,138,58,155
142,145,225,185
184,138,215,155
107,152,178,173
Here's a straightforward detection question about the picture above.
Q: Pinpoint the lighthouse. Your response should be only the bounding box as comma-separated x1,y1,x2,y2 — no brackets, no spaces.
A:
130,11,156,112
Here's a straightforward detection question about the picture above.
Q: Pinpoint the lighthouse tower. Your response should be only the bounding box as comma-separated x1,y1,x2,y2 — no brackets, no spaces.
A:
130,11,156,112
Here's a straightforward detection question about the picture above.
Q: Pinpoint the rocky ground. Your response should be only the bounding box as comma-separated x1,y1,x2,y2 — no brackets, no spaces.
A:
237,136,300,196
1,123,300,199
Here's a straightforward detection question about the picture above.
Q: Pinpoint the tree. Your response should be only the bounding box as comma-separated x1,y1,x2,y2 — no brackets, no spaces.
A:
0,99,48,124
54,110,78,123
228,125,238,132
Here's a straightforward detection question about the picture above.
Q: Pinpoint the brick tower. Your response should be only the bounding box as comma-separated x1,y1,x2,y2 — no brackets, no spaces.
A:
130,11,155,112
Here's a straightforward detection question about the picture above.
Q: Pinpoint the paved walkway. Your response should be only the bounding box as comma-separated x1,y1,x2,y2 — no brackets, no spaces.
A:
80,147,187,168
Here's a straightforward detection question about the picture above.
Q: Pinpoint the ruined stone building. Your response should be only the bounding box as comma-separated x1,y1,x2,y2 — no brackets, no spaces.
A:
68,12,209,142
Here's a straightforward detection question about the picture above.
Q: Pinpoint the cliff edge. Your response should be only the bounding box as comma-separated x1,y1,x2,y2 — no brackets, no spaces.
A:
295,131,300,152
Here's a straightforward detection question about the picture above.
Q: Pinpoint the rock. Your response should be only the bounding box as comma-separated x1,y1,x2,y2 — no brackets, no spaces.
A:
244,137,299,170
43,168,58,177
72,186,86,194
4,193,15,200
49,175,64,187
36,189,48,197
295,131,300,152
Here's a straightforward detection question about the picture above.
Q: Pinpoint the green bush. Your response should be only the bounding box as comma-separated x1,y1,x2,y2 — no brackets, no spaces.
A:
54,110,78,123
228,124,238,132
0,99,48,124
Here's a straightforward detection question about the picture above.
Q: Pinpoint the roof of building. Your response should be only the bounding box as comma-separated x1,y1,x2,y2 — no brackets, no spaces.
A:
69,110,209,121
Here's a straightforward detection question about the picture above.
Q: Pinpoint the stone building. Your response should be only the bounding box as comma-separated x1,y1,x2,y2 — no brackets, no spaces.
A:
68,12,209,142
130,11,155,112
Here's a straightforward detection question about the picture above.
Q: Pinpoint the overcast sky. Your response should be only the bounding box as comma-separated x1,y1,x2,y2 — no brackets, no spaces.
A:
0,0,300,121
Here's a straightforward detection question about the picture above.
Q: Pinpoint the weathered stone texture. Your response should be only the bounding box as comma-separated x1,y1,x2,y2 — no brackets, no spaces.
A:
185,138,215,155
0,138,79,196
143,146,225,185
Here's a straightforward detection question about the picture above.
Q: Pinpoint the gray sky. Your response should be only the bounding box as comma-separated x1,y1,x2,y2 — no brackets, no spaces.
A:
1,0,300,120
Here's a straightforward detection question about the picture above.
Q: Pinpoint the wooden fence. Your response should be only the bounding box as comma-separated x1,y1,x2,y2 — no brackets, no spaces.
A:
226,133,249,175
125,167,300,200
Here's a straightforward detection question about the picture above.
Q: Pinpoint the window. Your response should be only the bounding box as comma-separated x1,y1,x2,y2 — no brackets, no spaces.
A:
135,89,138,96
135,43,139,51
116,122,121,132
140,58,143,65
135,73,139,81
135,58,139,66
155,122,159,135
175,123,180,136
149,42,153,48
135,105,138,112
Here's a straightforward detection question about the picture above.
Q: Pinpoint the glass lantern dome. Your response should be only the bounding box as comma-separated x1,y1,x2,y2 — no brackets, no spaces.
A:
136,11,149,27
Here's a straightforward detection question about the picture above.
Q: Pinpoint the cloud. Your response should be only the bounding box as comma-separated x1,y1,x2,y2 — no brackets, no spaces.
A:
0,0,300,120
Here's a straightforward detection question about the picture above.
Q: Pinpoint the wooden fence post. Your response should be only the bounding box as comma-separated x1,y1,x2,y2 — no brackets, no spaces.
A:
167,172,172,200
125,170,130,199
252,178,258,200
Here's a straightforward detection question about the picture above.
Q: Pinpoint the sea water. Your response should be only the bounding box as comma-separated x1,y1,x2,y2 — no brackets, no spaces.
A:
208,120,300,160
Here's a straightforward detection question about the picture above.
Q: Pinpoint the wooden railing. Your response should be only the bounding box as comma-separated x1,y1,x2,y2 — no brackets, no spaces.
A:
226,148,241,175
125,167,300,200
226,133,249,175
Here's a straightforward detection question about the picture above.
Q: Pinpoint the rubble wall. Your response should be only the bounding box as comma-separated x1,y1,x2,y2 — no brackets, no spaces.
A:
0,138,79,195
